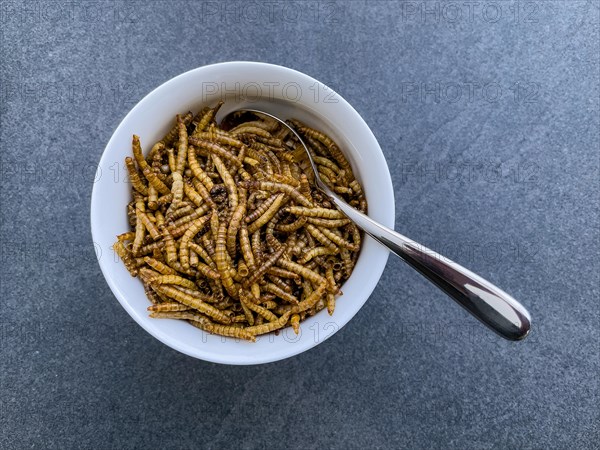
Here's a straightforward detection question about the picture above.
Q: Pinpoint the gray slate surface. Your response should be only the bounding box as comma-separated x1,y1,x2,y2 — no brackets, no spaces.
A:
1,1,599,448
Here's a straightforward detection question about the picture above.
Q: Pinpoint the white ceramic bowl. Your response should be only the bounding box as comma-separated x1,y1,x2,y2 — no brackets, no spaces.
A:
91,62,394,364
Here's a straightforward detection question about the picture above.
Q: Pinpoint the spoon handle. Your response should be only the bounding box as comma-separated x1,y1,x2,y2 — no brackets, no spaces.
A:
331,198,531,341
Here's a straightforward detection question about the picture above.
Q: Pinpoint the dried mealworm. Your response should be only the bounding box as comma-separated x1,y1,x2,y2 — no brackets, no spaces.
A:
132,135,150,172
169,202,195,220
179,214,211,270
142,166,171,195
266,266,300,280
192,101,223,137
285,206,345,219
188,314,255,342
237,261,250,278
167,172,184,214
132,197,146,256
125,157,148,195
117,231,135,242
215,221,237,297
264,283,298,304
276,258,325,286
147,185,158,210
183,181,204,207
147,302,191,312
226,189,247,257
189,139,242,168
245,195,278,223
191,178,216,209
325,265,336,292
247,193,286,234
165,148,175,173
150,275,198,290
175,116,188,174
291,314,300,334
317,226,359,251
159,225,177,266
267,274,292,293
188,145,214,191
137,210,160,240
157,111,193,148
240,290,278,322
239,291,255,325
238,224,256,272
212,155,238,211
188,241,216,269
137,240,165,256
153,285,231,324
241,181,312,207
326,293,336,316
306,217,351,228
299,126,352,178
195,262,221,280
244,244,287,287
271,173,300,187
305,224,336,250
299,246,338,264
113,241,138,276
245,311,291,336
143,256,177,275
276,215,307,233
291,281,328,313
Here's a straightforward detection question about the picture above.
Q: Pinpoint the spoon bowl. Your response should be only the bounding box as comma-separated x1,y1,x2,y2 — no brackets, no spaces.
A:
222,108,532,341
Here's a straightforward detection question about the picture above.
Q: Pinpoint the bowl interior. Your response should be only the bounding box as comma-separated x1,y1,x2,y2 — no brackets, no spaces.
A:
91,62,394,364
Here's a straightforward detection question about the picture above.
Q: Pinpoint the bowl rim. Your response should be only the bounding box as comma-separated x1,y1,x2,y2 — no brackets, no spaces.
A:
91,61,395,364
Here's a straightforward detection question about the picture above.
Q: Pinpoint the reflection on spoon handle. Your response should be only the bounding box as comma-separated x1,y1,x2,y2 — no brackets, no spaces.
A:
331,198,531,341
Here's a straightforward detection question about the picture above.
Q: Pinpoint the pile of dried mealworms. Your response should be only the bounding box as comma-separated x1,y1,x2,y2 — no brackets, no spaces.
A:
113,102,367,342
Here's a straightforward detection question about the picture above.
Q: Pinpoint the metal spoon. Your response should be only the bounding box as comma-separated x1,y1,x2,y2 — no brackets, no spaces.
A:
221,109,532,341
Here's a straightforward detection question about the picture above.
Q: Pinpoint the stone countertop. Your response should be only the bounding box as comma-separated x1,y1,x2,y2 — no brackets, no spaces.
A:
0,1,598,448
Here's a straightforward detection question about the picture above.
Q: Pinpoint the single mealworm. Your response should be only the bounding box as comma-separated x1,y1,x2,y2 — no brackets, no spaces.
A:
188,314,256,342
215,221,237,297
240,290,278,322
150,274,197,290
238,224,256,272
113,241,138,276
143,256,177,275
244,244,287,287
317,226,359,251
245,311,291,336
147,302,191,312
247,193,286,234
226,188,247,258
125,157,148,195
285,206,345,219
212,155,238,211
241,181,312,207
189,138,242,168
152,285,231,324
291,314,300,334
179,214,211,270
